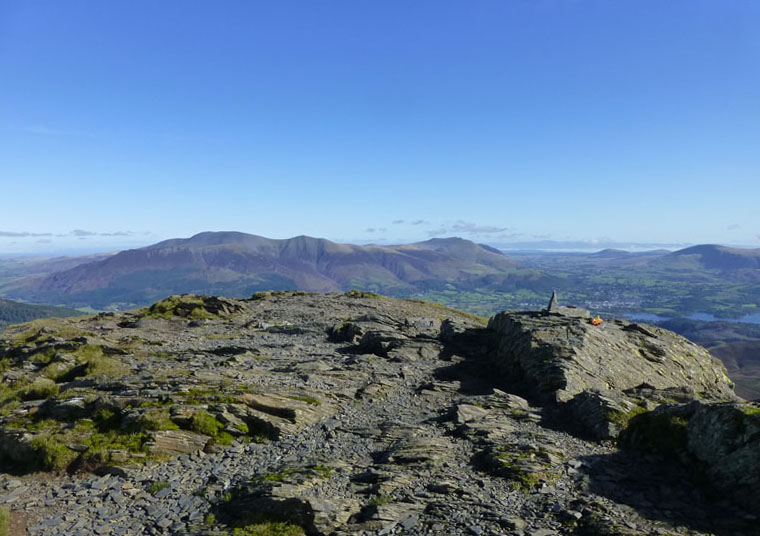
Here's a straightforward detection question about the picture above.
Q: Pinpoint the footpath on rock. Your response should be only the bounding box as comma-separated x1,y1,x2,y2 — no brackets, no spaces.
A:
0,291,758,536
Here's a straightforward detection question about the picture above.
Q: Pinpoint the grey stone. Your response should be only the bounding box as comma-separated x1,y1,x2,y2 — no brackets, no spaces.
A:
148,430,209,456
547,290,558,313
488,309,736,442
454,403,490,424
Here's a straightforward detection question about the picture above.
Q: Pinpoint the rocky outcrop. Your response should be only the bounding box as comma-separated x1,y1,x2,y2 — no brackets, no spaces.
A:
622,401,760,515
488,307,737,438
489,309,735,403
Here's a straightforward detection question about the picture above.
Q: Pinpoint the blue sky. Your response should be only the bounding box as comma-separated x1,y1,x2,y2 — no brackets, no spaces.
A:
1,1,759,254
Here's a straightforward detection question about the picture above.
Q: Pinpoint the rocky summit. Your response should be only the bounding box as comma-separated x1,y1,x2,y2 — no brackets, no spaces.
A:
0,291,758,536
488,307,737,438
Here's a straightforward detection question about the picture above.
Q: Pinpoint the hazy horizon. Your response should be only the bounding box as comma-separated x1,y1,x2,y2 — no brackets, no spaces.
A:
2,1,759,254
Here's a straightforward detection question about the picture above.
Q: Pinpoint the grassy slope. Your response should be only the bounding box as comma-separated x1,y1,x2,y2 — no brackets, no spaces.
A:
0,299,81,333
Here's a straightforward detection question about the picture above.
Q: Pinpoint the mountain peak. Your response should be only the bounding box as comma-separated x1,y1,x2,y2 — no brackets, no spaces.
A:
14,233,529,309
592,248,632,257
668,244,760,269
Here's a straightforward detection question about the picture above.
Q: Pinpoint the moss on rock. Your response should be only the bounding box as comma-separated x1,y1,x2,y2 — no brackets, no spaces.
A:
618,410,689,455
142,295,211,320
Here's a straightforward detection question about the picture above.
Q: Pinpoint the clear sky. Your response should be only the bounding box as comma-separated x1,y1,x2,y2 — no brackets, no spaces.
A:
1,0,759,254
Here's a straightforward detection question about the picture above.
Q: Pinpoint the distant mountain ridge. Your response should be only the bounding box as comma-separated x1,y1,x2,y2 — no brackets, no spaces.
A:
662,244,760,270
8,232,534,309
2,235,759,316
513,244,760,273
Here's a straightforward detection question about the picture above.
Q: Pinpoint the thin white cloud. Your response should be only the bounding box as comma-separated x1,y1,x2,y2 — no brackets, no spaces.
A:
452,221,509,234
72,229,97,237
100,231,133,237
0,230,52,237
391,219,427,226
70,229,135,238
428,220,509,236
427,227,450,237
1,229,138,239
493,232,523,240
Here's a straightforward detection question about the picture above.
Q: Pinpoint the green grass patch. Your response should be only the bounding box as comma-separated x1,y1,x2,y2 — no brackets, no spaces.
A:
490,445,559,491
142,295,211,320
310,464,332,479
0,506,9,536
367,494,393,506
0,382,20,406
513,472,542,491
92,407,119,429
29,347,57,365
134,409,179,432
3,320,90,345
74,344,102,361
619,411,689,454
204,512,216,527
190,410,223,437
251,290,309,301
220,506,307,536
607,405,649,430
138,399,172,408
215,431,235,445
69,430,149,467
231,521,305,536
255,469,294,483
186,410,238,444
183,387,238,405
19,378,59,401
29,435,78,472
147,480,171,495
24,408,154,469
24,418,60,432
344,289,384,300
84,355,129,379
42,361,72,381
